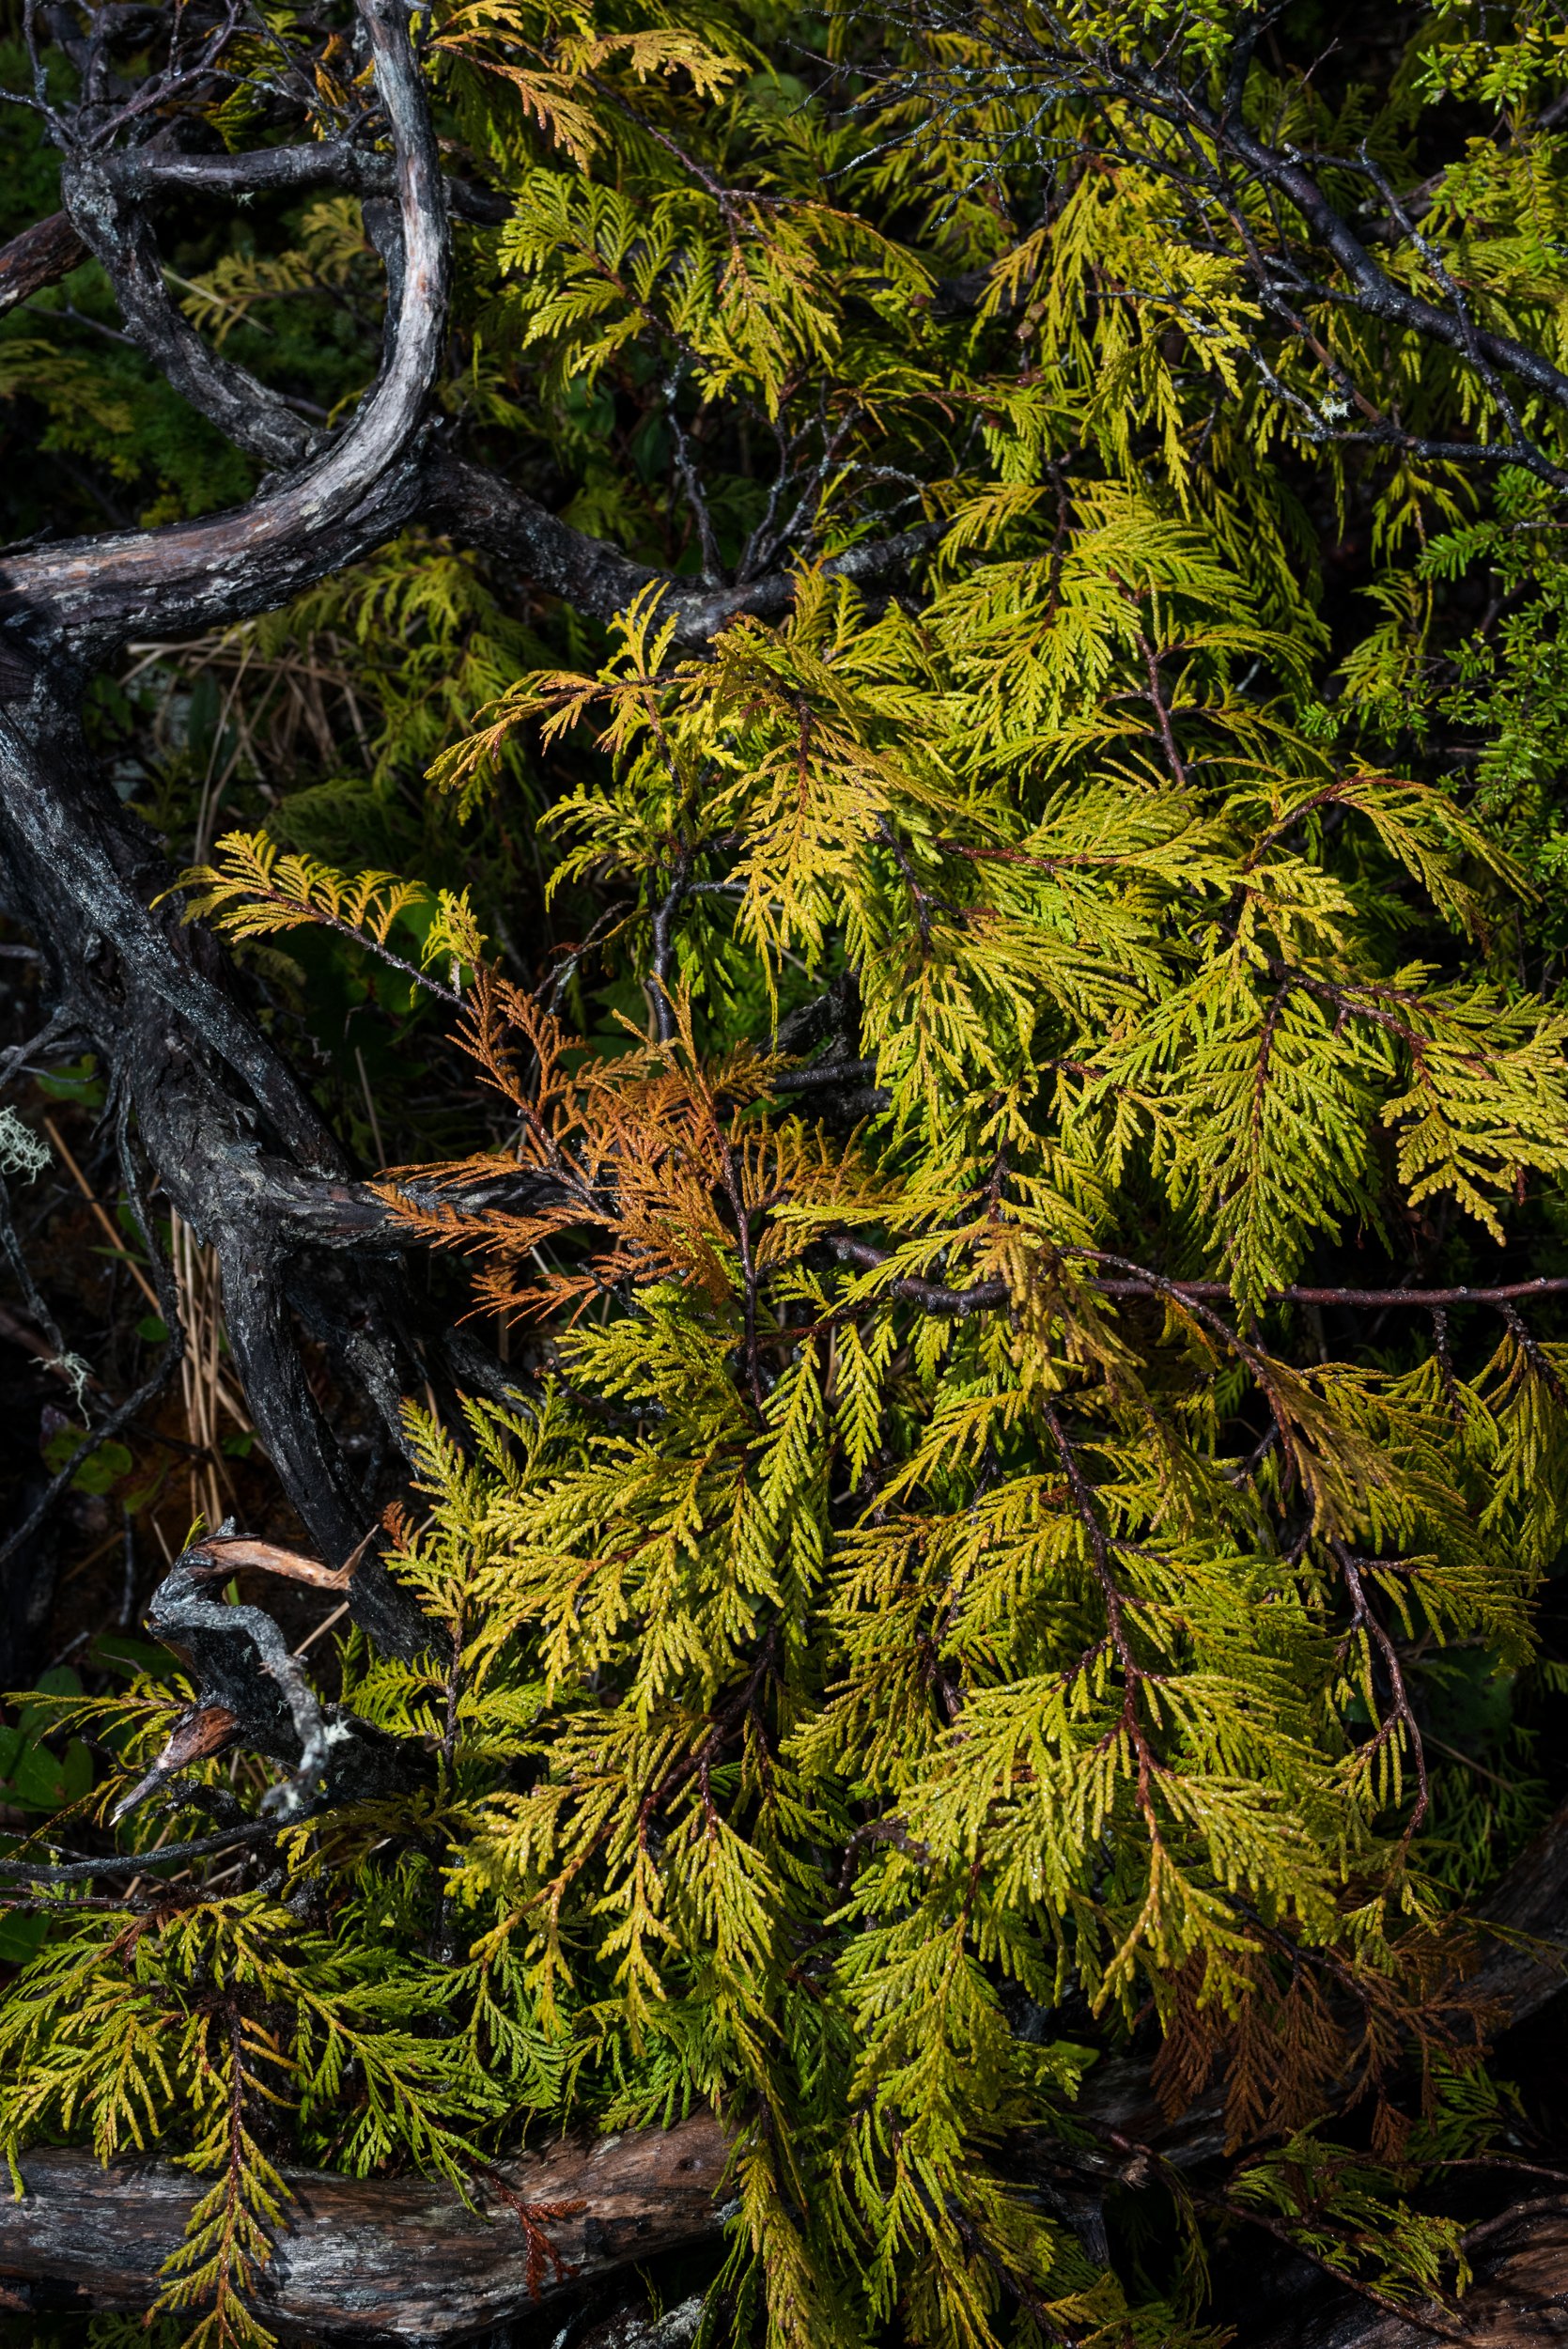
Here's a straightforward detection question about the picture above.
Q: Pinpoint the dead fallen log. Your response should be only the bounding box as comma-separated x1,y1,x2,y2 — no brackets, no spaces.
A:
1249,2196,1568,2349
0,1803,1559,2340
4,2123,1564,2349
1,1503,1562,2347
0,2112,731,2348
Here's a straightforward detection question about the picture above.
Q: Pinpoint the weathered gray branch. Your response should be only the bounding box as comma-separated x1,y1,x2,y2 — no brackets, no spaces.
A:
0,209,85,318
134,1529,432,1803
429,456,947,641
0,0,447,668
0,3,480,1620
62,154,319,471
109,141,509,224
0,2113,731,2347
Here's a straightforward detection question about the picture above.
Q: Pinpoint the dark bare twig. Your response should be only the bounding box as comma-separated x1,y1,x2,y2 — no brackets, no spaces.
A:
825,1233,1568,1316
0,1095,183,1571
0,1820,279,1885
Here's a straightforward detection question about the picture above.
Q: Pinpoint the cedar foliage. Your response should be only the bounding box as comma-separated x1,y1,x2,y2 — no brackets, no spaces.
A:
4,0,1568,2344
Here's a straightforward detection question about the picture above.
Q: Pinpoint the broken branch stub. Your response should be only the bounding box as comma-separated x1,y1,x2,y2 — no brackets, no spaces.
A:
132,1525,431,1819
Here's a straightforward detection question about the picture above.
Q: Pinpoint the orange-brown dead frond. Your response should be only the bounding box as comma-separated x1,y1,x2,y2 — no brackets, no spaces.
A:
374,1185,612,1323
449,972,578,1131
380,975,905,1326
1151,1918,1494,2155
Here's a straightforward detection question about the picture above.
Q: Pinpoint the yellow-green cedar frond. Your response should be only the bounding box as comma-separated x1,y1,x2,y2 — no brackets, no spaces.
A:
1226,2132,1469,2312
175,200,372,348
177,830,427,946
0,339,134,447
1478,1322,1568,1570
434,4,744,168
172,831,485,988
1378,975,1568,1236
156,2107,287,2349
1234,770,1520,940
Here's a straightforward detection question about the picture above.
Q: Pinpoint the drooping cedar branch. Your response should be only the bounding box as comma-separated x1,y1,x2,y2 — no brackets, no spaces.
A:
988,5,1568,491
0,1520,1560,2340
1250,2199,1568,2349
251,1166,1568,1320
0,2062,1558,2345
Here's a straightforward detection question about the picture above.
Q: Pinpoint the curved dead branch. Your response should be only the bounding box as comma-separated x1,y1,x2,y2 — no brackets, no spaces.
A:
0,0,446,667
61,153,319,472
428,457,949,641
0,0,476,1627
0,1,948,1611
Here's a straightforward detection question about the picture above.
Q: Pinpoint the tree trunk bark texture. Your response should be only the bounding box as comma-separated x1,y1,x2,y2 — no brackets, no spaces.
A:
0,2113,730,2346
0,2123,1562,2347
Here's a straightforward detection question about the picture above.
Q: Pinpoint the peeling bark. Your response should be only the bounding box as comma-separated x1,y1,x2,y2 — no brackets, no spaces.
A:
133,1529,432,1811
0,2113,731,2346
0,211,86,319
